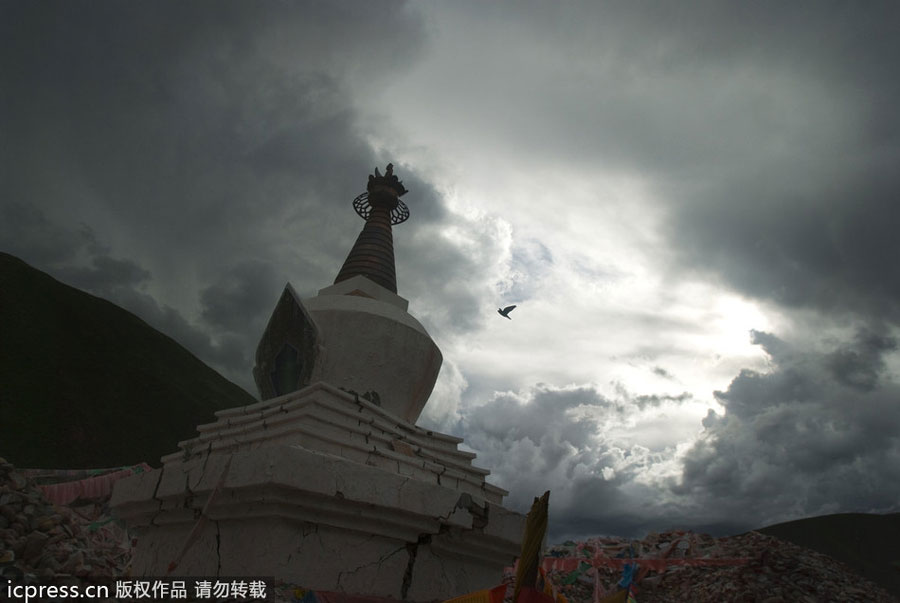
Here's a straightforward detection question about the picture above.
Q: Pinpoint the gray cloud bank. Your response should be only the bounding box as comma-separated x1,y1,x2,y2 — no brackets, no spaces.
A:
465,329,900,542
678,330,900,524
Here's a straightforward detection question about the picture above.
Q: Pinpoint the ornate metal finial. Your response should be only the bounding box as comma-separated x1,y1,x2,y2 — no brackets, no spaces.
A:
334,164,412,292
355,163,410,225
367,163,408,197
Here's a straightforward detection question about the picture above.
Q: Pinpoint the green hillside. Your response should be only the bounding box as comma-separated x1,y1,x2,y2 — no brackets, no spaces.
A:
755,512,900,598
0,252,257,469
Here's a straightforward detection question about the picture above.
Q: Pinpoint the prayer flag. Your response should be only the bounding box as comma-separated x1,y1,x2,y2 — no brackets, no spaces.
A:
444,583,508,603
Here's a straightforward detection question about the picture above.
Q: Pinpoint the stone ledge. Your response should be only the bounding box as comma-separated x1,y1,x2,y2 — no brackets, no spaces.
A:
196,383,466,457
166,421,502,503
178,411,468,467
165,382,505,503
214,383,463,444
114,446,523,547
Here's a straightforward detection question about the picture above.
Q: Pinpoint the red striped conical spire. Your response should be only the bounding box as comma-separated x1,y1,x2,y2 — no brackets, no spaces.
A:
334,164,410,293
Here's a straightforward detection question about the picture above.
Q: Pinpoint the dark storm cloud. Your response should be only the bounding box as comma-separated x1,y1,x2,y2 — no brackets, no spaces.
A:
0,1,486,389
43,224,152,294
107,285,250,380
55,256,152,294
668,169,900,325
676,329,900,527
0,203,147,297
0,202,250,382
1,0,415,248
0,204,94,267
462,384,705,541
200,260,281,332
551,477,750,545
825,328,897,392
647,2,900,325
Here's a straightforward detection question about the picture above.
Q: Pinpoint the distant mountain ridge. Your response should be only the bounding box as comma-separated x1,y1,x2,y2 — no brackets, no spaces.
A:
0,252,257,469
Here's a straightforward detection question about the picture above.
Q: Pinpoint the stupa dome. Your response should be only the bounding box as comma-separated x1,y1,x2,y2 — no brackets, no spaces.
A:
252,165,442,423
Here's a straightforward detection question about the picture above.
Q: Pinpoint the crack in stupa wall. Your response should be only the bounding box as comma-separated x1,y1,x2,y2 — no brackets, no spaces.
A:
215,520,222,576
198,443,215,482
398,493,493,599
336,540,408,593
433,545,452,592
401,532,430,599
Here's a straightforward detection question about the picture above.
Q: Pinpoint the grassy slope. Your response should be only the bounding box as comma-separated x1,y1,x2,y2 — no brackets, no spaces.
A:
0,252,257,469
755,512,900,597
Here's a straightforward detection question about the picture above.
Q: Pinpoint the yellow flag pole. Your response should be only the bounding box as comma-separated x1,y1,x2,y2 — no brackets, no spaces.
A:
513,490,550,603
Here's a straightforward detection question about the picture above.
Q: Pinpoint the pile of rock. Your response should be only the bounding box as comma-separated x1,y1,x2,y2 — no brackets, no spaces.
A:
0,457,131,589
521,530,898,603
639,530,897,602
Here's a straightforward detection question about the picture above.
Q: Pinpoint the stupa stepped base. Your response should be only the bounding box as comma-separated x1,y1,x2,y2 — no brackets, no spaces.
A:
111,382,525,601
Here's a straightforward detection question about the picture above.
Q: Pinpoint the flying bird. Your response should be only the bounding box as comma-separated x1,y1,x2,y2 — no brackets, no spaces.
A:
498,305,517,319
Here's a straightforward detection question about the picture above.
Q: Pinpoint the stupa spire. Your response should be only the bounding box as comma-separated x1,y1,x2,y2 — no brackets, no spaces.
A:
333,163,410,293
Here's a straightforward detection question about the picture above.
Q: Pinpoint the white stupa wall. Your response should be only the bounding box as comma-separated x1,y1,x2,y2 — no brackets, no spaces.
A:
112,382,524,600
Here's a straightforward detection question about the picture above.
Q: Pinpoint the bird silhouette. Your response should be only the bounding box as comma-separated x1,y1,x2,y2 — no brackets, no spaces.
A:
498,305,517,319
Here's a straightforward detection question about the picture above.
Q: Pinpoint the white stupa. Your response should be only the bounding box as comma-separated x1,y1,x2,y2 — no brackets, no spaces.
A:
111,165,525,600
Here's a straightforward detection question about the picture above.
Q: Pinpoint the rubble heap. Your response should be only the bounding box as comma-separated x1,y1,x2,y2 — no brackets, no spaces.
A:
0,457,131,589
501,530,898,603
